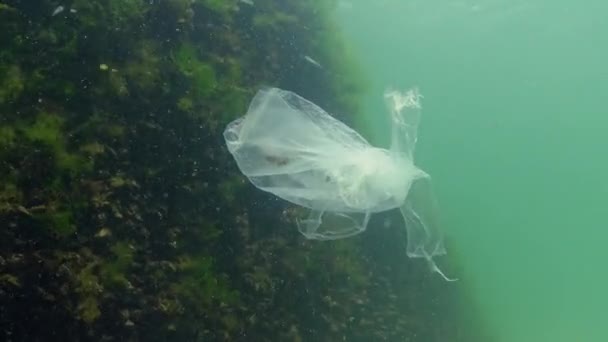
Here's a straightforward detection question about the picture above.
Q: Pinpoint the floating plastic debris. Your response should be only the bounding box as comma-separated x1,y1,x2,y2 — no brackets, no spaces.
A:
303,55,322,68
52,6,64,16
99,64,109,71
224,87,457,281
239,0,254,6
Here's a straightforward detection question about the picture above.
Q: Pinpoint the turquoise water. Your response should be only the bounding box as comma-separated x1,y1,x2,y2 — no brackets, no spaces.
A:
338,1,608,341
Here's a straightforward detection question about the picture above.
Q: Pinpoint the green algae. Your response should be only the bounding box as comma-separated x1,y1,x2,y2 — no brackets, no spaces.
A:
0,182,21,213
199,0,237,16
107,72,129,98
71,0,147,29
0,65,24,104
77,296,102,324
21,112,92,173
174,43,217,97
47,210,76,237
123,41,163,94
0,274,21,287
23,112,64,146
177,96,194,112
99,241,135,288
79,142,105,156
74,261,104,324
0,3,16,12
172,255,240,307
0,125,16,149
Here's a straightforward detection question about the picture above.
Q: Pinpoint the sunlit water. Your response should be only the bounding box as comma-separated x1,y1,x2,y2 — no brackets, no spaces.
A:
337,1,608,341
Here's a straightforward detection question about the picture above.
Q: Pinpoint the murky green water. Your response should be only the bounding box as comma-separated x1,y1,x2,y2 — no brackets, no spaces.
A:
338,1,608,341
